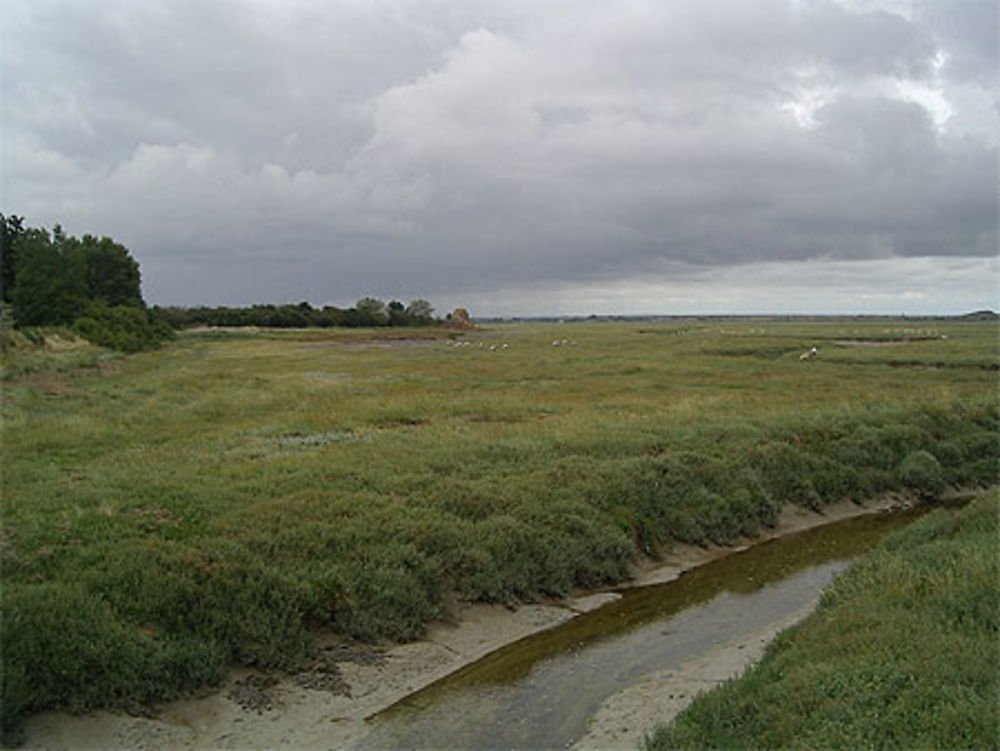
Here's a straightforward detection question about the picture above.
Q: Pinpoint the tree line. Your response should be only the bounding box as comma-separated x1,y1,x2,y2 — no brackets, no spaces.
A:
155,297,436,330
1,214,174,352
1,214,443,353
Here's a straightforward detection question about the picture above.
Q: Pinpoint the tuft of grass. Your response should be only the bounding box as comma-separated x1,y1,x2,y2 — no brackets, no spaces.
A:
898,449,947,500
0,328,113,378
643,490,1000,751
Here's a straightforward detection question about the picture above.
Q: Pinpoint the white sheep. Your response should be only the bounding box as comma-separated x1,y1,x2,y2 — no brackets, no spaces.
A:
799,346,818,361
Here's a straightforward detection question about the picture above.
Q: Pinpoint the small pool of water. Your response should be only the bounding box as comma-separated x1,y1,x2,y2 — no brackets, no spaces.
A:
355,506,931,750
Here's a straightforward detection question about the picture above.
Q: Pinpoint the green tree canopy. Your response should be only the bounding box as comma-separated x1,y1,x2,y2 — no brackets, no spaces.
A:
406,299,434,322
74,234,143,307
2,215,171,351
1,213,26,304
355,297,389,326
10,225,89,326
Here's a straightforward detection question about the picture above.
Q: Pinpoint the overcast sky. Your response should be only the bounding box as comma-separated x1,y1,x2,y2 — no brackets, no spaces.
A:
3,0,997,316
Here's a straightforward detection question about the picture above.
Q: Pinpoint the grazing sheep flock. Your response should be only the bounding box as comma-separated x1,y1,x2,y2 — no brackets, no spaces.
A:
443,340,510,351
443,338,580,352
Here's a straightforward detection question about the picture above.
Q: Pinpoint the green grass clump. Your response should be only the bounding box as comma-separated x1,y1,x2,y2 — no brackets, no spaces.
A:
898,449,947,500
1,320,997,738
643,490,1000,751
0,328,113,378
71,303,175,353
2,582,228,745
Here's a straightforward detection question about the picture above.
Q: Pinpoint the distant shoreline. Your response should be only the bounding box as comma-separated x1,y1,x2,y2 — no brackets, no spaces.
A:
475,310,999,323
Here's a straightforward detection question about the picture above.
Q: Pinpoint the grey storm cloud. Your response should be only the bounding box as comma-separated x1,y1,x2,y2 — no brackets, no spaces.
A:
3,0,997,313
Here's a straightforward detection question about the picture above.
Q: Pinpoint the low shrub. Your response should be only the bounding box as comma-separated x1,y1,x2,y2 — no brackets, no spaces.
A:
332,542,446,641
72,303,174,353
1,583,227,743
750,442,824,510
83,540,314,668
898,450,946,500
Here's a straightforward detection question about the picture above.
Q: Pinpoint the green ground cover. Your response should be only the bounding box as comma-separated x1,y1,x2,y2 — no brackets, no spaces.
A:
644,489,999,750
1,320,997,739
0,329,116,380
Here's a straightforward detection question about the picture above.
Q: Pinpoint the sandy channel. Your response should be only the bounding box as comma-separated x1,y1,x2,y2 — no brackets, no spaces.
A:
22,495,910,751
570,602,817,751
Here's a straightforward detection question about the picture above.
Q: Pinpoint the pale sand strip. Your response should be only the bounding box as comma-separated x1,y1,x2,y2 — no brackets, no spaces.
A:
572,603,817,751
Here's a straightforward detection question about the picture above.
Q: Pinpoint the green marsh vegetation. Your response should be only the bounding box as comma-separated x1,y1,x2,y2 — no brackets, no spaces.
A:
0,328,117,380
1,319,997,738
644,489,999,750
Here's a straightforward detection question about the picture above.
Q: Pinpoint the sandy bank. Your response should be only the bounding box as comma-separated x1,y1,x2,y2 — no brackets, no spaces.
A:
571,602,817,751
22,495,910,750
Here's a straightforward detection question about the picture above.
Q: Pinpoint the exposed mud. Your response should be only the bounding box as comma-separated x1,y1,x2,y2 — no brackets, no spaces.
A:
290,644,387,696
226,675,278,714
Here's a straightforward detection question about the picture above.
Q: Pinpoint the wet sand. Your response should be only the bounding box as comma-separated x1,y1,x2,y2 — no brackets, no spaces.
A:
571,603,817,750
22,495,908,751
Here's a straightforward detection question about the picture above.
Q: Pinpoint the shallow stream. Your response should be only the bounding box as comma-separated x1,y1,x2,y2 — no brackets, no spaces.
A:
355,506,929,750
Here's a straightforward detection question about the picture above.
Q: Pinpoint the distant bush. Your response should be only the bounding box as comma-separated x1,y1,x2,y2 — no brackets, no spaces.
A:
72,303,175,353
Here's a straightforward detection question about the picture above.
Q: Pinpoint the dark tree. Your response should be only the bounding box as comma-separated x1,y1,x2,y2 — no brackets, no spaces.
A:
4,217,172,350
1,213,26,303
10,226,88,326
74,234,143,306
406,299,434,323
355,297,389,326
387,299,407,326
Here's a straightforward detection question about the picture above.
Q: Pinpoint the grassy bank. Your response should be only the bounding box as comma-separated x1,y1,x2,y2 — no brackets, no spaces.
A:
1,320,997,739
644,489,999,750
0,328,115,380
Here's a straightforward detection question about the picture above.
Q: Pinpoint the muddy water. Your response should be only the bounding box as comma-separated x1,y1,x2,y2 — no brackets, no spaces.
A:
355,507,928,751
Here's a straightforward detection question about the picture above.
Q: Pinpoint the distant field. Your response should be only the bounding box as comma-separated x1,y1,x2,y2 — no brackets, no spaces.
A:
2,320,997,737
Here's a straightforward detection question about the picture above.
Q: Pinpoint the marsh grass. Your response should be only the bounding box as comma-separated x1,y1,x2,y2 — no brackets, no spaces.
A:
643,490,999,750
0,329,115,379
1,321,997,738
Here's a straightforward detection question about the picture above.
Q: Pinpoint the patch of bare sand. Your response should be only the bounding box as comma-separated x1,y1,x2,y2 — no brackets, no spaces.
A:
571,603,817,751
20,496,909,751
